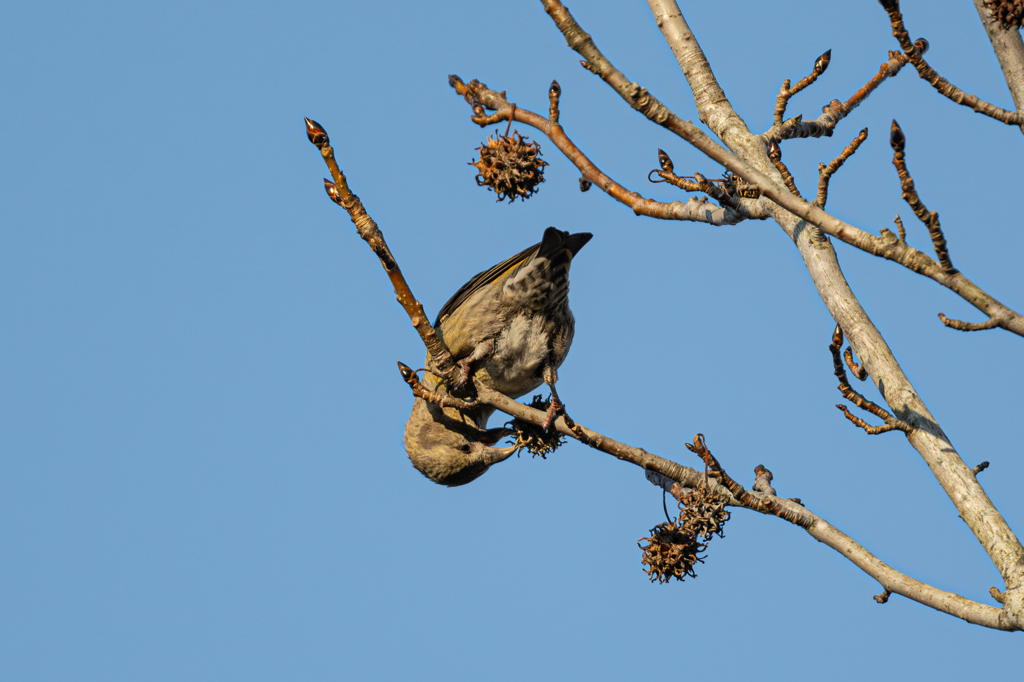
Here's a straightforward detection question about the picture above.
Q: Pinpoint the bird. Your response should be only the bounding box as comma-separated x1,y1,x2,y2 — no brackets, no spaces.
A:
403,371,516,487
403,226,592,486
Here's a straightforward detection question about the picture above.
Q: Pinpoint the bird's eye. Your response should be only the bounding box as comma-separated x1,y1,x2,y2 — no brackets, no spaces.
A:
459,444,471,453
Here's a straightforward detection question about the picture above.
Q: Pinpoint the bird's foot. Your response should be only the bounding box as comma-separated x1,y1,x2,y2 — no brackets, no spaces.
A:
543,397,563,431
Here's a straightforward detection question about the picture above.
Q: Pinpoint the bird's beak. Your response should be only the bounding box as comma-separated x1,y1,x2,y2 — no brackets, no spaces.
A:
482,444,518,466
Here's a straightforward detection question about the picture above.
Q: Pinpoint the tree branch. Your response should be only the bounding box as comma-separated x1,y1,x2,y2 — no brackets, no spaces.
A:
450,76,765,225
303,118,461,389
767,51,908,142
816,128,868,208
878,0,1024,128
540,0,1024,337
542,0,1024,629
973,0,1024,135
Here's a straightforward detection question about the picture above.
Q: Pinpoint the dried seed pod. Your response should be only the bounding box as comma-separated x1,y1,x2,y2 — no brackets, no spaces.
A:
677,482,731,542
638,521,706,584
470,130,548,203
507,395,564,458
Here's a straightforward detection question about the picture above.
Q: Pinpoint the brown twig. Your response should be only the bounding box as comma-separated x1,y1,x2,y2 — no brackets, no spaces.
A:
449,75,766,226
973,461,991,475
830,325,912,435
893,215,907,243
816,128,868,208
479,361,1010,628
769,51,908,141
685,434,814,528
874,588,892,604
651,149,746,206
879,0,1024,126
752,464,777,496
774,49,831,127
766,140,801,197
548,79,561,123
938,313,1000,332
304,118,462,389
396,362,476,410
890,120,955,276
844,346,868,381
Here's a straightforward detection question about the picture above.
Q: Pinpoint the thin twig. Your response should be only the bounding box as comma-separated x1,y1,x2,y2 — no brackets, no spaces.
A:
766,140,801,197
304,118,461,388
844,345,868,381
538,0,1024,336
548,79,561,123
879,0,1024,126
768,52,908,141
816,128,868,208
893,215,907,243
450,75,766,226
830,325,912,435
396,362,476,410
890,120,955,275
774,49,831,127
938,313,1000,332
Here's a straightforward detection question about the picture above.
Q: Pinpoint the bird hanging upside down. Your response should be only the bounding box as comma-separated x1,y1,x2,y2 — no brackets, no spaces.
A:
403,227,592,486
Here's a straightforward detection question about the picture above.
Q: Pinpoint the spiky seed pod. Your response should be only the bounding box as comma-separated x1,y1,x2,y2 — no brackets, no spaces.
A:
470,131,548,203
507,395,564,458
677,483,731,542
638,521,706,584
983,0,1024,29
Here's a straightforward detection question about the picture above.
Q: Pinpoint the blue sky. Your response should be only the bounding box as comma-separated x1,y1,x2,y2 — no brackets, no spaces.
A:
2,0,1022,679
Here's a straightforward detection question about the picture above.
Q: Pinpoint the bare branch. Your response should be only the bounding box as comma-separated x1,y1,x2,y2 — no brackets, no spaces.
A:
303,118,461,389
769,52,908,141
450,76,764,225
844,345,869,381
774,49,831,128
938,313,1000,332
766,140,802,197
816,128,868,208
889,120,955,275
893,215,907,243
548,79,561,123
543,0,1024,626
543,0,1024,336
651,149,764,213
829,325,912,436
396,362,476,411
974,0,1024,135
879,0,1024,126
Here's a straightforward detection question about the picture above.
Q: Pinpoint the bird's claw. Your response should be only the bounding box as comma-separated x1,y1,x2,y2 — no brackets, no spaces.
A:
543,398,563,431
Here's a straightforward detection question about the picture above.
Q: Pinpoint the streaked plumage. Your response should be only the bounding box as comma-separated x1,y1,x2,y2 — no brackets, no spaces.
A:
434,226,591,400
403,227,591,486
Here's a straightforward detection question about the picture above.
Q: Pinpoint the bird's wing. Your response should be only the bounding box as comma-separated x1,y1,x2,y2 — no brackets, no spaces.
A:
434,240,541,327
